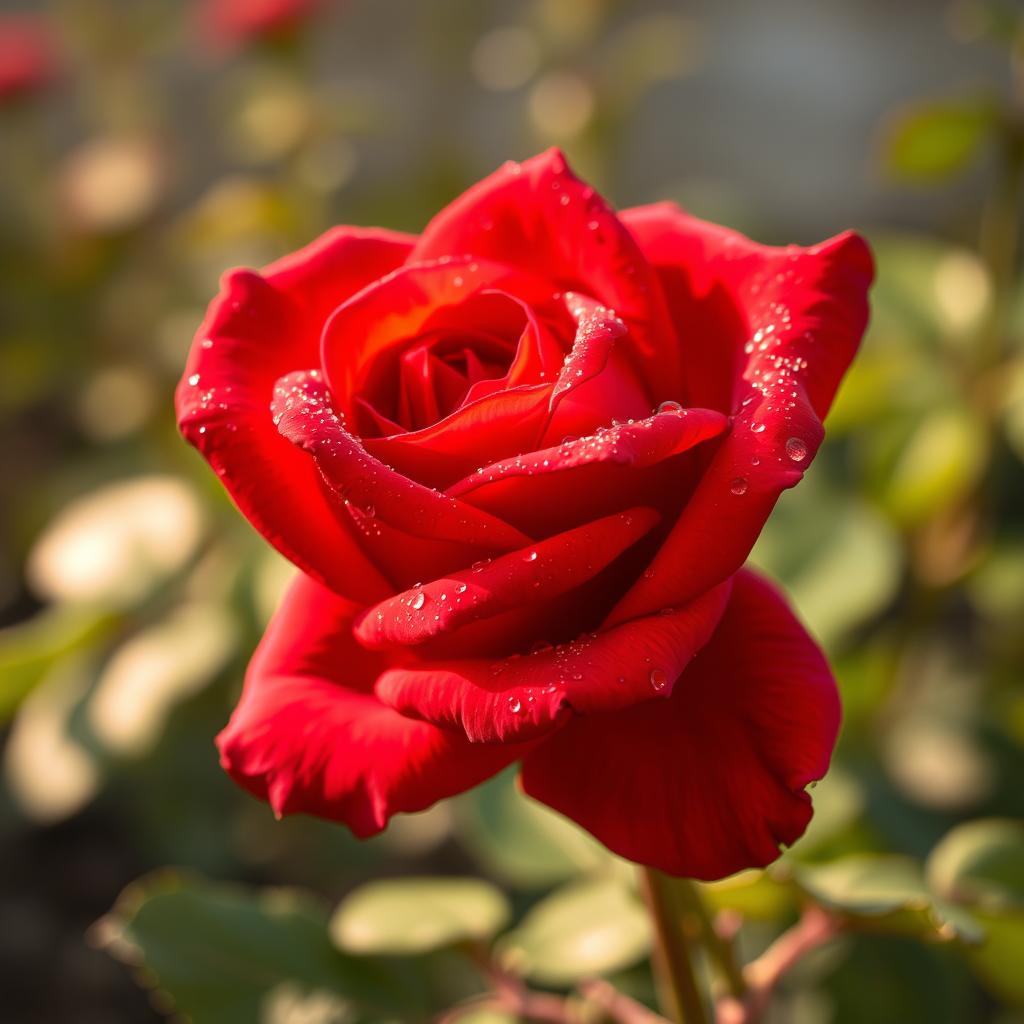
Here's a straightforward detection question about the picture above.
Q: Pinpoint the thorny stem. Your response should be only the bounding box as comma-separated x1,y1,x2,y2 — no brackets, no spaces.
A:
638,868,711,1024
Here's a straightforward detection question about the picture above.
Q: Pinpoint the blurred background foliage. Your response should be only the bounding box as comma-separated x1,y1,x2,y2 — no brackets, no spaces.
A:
0,0,1023,1021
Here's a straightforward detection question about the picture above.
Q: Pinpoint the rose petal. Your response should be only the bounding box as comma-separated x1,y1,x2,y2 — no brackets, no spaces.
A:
177,250,410,604
272,370,531,553
607,207,873,622
411,149,679,400
353,506,661,650
218,573,530,836
520,570,840,879
374,579,730,744
447,407,728,538
321,257,550,426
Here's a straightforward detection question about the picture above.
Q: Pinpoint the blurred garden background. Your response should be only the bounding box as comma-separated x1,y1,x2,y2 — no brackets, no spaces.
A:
2,0,1024,1021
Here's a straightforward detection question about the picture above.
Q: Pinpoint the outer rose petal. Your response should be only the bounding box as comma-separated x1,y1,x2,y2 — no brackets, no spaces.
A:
178,254,410,604
607,206,873,622
218,573,530,836
520,570,840,880
411,149,680,400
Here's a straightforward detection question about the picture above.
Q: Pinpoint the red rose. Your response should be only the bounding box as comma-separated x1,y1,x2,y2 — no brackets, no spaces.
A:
0,15,58,104
177,149,872,879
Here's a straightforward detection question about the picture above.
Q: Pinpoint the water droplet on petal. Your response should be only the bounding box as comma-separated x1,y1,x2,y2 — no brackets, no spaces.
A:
785,436,808,462
455,583,467,594
471,559,491,573
750,422,766,434
656,400,684,415
508,696,522,713
649,669,668,692
410,591,426,610
730,477,748,496
188,373,200,386
523,550,538,563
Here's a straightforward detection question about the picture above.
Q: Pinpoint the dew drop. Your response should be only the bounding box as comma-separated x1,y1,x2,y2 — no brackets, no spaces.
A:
523,550,538,563
649,669,668,692
455,583,467,594
200,338,213,350
410,591,426,611
750,421,766,434
784,436,808,462
656,399,684,415
188,373,201,386
730,477,748,496
508,696,522,714
471,559,491,573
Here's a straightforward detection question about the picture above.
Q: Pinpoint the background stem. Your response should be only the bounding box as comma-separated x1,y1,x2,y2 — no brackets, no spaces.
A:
638,868,710,1024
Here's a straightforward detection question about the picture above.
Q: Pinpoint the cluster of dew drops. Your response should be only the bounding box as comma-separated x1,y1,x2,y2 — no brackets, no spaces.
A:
728,288,813,498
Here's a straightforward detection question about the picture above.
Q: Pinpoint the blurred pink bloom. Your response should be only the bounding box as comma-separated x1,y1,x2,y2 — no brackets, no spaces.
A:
201,0,325,50
0,15,58,103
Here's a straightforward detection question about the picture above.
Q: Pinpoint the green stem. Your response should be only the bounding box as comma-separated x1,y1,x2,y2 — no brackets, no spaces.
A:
675,880,747,1000
639,868,710,1024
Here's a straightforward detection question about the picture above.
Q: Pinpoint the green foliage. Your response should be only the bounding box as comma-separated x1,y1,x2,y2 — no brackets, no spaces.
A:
95,872,430,1023
453,768,617,887
0,604,114,721
496,877,651,985
883,98,997,182
330,876,510,955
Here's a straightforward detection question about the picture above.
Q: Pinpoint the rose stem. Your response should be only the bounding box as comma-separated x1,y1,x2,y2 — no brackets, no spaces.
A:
638,867,711,1024
674,879,747,1000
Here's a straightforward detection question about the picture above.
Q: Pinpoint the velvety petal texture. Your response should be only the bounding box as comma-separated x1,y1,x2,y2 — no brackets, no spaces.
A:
218,573,531,836
179,150,872,880
521,571,841,879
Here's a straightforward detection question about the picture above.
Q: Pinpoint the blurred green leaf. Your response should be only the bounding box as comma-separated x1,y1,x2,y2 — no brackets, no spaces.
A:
752,484,901,646
497,878,650,986
95,871,420,1023
0,604,114,721
882,406,988,525
330,876,509,956
699,868,795,921
928,819,1024,912
883,98,997,182
794,855,984,943
454,768,616,888
928,820,1024,1005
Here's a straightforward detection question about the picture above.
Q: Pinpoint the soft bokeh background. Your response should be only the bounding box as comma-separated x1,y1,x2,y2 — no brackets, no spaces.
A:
1,1,1022,1021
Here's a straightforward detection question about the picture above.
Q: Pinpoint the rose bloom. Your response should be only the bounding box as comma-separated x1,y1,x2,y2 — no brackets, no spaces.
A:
199,0,323,50
0,15,57,103
178,150,872,879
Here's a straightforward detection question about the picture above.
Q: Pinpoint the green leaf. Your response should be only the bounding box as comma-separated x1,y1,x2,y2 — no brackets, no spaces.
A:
330,876,509,955
883,98,996,182
751,483,901,647
925,821,1024,1005
928,819,1024,913
699,869,795,921
0,604,114,721
496,878,650,986
95,871,418,1023
882,406,987,525
794,855,983,944
454,768,616,887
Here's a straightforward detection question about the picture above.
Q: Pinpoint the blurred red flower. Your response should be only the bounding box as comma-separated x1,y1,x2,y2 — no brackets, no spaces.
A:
177,149,873,879
0,15,58,103
200,0,324,50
